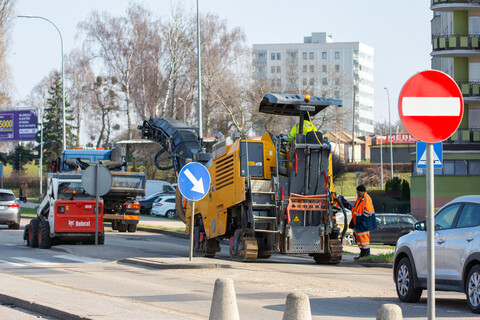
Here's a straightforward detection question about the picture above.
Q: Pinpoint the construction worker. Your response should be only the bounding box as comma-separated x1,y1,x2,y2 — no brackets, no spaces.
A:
351,184,377,260
288,120,317,144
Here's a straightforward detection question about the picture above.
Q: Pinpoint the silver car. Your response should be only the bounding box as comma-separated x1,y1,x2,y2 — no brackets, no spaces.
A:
0,189,20,229
393,195,480,313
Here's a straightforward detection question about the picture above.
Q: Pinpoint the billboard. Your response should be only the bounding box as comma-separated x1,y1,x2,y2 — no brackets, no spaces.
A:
0,110,38,141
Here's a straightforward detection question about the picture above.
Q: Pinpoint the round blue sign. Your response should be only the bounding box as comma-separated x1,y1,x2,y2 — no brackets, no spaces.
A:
178,162,211,201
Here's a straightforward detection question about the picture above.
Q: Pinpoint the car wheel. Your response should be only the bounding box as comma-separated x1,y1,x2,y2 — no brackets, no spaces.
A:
344,234,354,246
467,265,480,313
166,210,176,219
395,257,422,302
9,223,20,230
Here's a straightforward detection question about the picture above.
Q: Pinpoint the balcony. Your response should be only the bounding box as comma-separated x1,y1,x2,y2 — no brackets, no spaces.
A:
444,128,480,143
431,34,480,56
456,80,480,102
431,0,480,11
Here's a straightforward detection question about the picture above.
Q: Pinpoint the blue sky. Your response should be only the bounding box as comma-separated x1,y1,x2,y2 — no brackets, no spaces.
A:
9,0,432,125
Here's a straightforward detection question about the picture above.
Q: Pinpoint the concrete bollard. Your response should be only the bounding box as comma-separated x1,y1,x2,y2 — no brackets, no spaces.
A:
376,304,403,320
283,291,312,320
209,278,240,320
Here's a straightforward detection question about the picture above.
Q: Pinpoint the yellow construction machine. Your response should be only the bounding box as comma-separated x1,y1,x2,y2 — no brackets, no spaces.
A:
138,93,349,263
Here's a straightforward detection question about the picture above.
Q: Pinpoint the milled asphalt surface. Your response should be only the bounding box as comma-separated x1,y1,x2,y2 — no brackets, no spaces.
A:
5,201,394,319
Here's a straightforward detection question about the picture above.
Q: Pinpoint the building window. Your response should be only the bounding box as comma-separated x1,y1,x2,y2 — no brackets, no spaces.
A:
271,79,275,87
455,160,468,175
469,160,480,175
322,78,327,85
335,91,340,98
335,64,340,72
335,51,340,59
277,66,281,73
303,52,307,60
335,78,340,85
271,53,275,60
271,66,275,73
303,78,307,85
276,79,281,86
322,52,327,59
303,65,307,73
310,65,314,73
309,78,315,85
322,65,327,72
277,53,281,60
309,52,314,59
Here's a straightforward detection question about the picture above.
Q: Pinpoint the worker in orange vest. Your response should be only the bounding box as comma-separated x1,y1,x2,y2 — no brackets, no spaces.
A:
351,184,377,260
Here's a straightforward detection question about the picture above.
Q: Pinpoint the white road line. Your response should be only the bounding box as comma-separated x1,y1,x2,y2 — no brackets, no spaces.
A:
0,259,27,267
53,254,107,264
402,97,461,116
4,244,18,246
11,257,56,265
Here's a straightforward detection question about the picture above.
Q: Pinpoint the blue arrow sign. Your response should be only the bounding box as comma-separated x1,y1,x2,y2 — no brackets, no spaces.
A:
417,141,442,169
178,162,211,201
0,163,3,175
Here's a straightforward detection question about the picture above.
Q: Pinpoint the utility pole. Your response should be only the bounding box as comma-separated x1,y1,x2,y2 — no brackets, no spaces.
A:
351,84,356,163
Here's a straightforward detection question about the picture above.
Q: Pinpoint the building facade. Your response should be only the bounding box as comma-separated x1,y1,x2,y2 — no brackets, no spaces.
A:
409,1,480,217
253,32,375,137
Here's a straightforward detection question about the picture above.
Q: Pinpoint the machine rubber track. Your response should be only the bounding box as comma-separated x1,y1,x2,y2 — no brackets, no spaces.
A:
313,237,342,264
230,236,258,262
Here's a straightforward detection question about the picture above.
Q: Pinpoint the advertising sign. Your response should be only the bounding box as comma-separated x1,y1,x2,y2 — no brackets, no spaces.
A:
0,110,38,141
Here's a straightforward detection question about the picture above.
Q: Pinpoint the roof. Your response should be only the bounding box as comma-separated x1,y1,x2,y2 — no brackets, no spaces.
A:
324,131,365,144
259,93,342,116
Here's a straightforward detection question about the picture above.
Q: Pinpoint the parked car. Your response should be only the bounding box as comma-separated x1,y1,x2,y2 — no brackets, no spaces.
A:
371,213,417,245
138,191,174,214
150,195,177,218
0,189,20,229
393,195,480,313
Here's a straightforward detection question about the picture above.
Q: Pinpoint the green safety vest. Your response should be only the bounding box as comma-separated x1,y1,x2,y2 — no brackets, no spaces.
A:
288,120,317,144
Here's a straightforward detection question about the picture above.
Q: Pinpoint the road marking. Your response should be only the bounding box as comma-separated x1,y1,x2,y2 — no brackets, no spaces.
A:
402,97,461,116
4,244,18,246
0,259,27,267
11,257,56,265
53,254,106,264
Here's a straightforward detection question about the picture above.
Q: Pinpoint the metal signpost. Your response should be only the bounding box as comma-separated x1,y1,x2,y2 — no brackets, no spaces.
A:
81,164,112,245
178,162,211,261
0,163,3,189
399,70,464,319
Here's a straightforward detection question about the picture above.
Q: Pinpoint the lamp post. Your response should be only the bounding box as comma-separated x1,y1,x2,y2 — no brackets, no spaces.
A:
18,15,66,152
384,87,394,179
196,0,203,139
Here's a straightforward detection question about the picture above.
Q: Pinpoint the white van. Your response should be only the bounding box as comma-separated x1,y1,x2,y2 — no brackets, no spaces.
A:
145,180,175,196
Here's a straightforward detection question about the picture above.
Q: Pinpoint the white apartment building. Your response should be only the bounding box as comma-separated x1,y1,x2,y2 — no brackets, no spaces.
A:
253,32,374,136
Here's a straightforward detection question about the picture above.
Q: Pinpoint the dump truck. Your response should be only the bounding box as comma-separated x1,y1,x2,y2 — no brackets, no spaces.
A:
138,93,349,263
51,147,146,232
24,172,104,248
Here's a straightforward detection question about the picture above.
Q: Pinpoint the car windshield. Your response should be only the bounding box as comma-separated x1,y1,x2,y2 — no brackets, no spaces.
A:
0,192,14,201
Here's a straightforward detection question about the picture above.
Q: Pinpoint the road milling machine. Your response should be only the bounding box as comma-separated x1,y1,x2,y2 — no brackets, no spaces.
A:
138,93,349,263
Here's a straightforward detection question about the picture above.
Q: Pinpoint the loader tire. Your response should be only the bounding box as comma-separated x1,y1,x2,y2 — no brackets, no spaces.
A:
313,237,342,264
38,220,52,249
28,219,40,248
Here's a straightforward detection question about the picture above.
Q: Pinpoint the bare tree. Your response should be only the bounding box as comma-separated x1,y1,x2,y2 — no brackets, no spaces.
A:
65,49,95,146
0,0,15,108
78,4,151,139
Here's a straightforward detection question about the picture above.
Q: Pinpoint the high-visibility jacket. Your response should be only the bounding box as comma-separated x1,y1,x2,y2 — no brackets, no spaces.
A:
351,192,376,231
288,120,317,144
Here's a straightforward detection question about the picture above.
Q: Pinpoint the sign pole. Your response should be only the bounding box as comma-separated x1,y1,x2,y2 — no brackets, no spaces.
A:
95,163,99,246
426,142,435,319
189,201,195,261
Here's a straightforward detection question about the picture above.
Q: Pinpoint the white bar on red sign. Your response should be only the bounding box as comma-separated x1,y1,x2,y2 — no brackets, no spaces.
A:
402,97,461,116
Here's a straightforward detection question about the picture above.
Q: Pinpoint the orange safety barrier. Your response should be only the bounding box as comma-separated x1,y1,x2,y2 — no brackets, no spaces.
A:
286,193,328,223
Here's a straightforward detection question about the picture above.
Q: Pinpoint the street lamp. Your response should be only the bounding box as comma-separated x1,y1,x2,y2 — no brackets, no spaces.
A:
384,87,394,179
17,15,66,152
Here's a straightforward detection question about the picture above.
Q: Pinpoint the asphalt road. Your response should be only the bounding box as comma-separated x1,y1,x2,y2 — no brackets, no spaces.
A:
0,217,477,319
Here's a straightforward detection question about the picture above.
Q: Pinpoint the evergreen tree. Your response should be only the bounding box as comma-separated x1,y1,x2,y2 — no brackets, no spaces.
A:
37,72,77,168
7,144,35,172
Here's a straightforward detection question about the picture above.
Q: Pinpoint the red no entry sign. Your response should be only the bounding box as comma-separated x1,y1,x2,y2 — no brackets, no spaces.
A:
398,70,464,143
